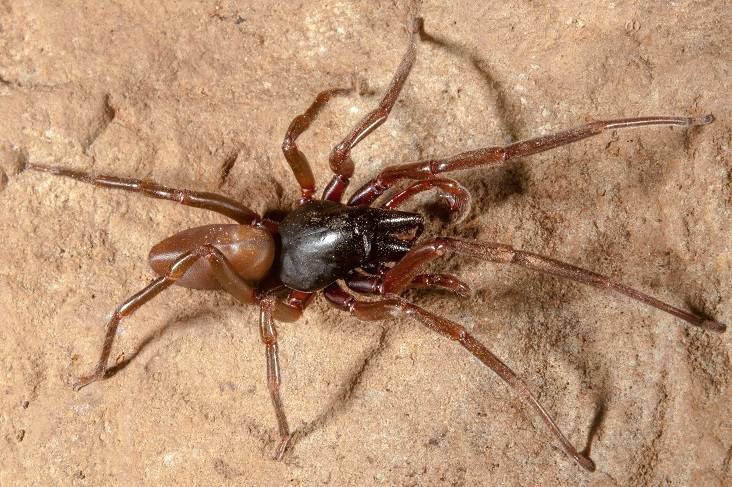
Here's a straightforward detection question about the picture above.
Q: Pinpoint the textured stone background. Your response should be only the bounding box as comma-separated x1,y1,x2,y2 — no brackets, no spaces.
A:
1,1,730,485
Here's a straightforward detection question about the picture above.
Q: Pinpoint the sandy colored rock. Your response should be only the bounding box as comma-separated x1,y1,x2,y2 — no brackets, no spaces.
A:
1,1,730,485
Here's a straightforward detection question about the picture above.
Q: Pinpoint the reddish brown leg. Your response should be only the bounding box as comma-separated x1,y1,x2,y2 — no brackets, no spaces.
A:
381,177,472,222
74,244,302,391
259,296,293,461
322,17,421,202
323,283,596,471
282,88,352,202
196,244,303,323
383,238,726,332
348,115,715,206
27,163,260,224
206,251,302,459
346,271,471,298
73,251,203,390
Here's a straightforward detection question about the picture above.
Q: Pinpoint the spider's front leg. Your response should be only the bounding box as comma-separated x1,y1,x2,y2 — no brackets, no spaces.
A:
322,17,422,202
282,88,352,203
345,270,472,298
323,283,596,471
348,115,715,207
380,177,472,223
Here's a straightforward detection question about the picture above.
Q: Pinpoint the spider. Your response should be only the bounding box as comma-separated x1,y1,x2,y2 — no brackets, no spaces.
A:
24,17,724,471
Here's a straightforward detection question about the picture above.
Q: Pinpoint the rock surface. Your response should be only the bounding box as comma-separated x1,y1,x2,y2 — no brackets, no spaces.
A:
1,1,730,485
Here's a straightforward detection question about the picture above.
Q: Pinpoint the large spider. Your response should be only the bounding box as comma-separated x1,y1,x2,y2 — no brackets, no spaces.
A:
25,17,724,471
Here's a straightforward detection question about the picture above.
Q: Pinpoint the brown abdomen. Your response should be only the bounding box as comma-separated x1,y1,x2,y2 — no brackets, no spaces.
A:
148,225,275,290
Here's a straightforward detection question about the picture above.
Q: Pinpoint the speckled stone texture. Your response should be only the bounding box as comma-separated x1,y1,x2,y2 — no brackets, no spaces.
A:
1,1,730,485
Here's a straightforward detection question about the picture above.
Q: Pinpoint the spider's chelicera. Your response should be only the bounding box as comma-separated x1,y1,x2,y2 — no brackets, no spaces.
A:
26,17,724,471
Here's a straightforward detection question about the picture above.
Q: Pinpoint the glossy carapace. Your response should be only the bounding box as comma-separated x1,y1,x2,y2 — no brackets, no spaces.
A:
278,200,422,291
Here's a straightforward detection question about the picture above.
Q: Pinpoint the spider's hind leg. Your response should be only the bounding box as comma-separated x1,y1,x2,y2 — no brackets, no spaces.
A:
72,250,206,390
259,296,294,461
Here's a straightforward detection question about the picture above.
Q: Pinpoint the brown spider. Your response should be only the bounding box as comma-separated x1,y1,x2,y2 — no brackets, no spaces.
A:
25,17,723,471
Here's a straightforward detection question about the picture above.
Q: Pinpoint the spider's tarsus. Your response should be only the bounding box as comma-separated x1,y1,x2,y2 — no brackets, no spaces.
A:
691,114,715,126
272,434,292,461
700,319,726,333
27,162,59,174
411,16,424,35
575,453,596,472
72,377,95,392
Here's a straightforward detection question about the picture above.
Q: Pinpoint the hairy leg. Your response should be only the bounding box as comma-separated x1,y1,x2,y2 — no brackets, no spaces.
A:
348,115,714,206
323,283,595,471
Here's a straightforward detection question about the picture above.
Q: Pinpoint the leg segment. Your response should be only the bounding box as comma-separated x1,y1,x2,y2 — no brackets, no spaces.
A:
322,17,422,202
28,163,260,224
259,296,292,460
198,244,303,323
383,237,726,332
282,88,352,202
323,283,595,471
74,244,295,391
381,177,471,222
348,115,715,206
73,251,203,390
345,270,471,298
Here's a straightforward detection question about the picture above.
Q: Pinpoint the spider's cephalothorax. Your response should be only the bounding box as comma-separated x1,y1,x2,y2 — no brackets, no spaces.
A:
278,201,422,291
23,14,724,473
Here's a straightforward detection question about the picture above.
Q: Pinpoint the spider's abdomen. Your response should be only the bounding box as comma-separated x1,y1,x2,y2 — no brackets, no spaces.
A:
278,200,421,292
148,225,275,290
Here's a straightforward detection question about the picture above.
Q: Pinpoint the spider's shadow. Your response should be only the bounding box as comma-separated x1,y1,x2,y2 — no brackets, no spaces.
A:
101,307,223,380
415,22,529,213
286,324,391,456
580,396,607,461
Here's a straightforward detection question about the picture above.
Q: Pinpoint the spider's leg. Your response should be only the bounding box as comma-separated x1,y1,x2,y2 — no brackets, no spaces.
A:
259,296,297,461
345,270,471,298
73,251,203,390
204,250,302,459
27,163,259,224
322,17,421,202
383,237,726,332
380,177,472,223
323,283,596,472
348,115,715,206
282,88,352,202
75,244,300,391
